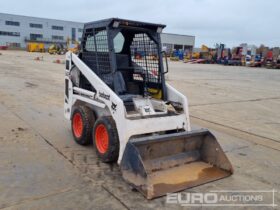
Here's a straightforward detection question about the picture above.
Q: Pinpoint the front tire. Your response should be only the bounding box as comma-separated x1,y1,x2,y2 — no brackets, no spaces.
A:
93,116,119,163
71,106,95,145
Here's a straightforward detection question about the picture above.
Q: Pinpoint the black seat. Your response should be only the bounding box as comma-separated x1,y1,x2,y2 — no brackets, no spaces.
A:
113,71,137,102
114,71,126,95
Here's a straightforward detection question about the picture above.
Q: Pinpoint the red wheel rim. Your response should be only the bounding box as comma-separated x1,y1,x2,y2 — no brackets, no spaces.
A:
73,113,83,138
95,124,109,154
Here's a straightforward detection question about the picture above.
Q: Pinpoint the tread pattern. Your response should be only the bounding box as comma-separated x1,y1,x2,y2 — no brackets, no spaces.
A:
93,116,119,162
71,106,95,145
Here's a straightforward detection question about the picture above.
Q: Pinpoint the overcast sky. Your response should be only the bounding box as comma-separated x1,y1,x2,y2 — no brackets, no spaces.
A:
1,0,279,47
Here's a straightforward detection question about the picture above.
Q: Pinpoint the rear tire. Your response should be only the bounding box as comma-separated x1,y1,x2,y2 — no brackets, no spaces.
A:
93,116,119,163
71,106,95,145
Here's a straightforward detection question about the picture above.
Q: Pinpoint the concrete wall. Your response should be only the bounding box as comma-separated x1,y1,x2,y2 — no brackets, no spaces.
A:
0,13,84,48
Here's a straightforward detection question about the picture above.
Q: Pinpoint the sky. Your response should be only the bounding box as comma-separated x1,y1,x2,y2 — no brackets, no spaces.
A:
1,0,279,48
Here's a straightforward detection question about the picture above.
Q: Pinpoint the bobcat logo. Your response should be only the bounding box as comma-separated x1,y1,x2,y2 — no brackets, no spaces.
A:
111,102,117,111
99,92,110,100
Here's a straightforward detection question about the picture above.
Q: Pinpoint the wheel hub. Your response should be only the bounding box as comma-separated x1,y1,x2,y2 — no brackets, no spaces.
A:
95,124,109,154
73,113,83,138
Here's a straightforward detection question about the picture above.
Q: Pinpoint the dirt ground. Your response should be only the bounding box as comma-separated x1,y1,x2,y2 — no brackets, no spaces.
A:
0,50,279,210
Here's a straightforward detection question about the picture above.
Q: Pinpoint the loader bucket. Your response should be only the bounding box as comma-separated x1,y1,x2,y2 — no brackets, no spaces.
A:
120,129,233,199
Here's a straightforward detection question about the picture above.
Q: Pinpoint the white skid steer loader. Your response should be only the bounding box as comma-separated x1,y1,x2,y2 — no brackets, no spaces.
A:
64,18,233,199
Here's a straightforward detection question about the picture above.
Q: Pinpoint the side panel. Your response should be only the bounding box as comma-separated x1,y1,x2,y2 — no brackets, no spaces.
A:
166,83,191,131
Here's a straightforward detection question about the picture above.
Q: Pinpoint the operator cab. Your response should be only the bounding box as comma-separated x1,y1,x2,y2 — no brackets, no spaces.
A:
79,18,167,110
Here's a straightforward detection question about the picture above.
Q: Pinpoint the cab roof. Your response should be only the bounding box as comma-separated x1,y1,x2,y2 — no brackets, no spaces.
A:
84,18,166,31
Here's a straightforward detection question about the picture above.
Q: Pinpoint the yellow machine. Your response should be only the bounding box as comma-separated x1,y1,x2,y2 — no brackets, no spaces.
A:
192,52,200,59
184,45,214,62
48,43,66,55
66,38,80,54
201,45,209,51
184,52,200,62
200,45,211,59
48,38,79,55
27,43,45,52
170,56,179,61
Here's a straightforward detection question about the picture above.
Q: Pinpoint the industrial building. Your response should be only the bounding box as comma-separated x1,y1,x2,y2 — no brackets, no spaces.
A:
0,13,84,48
0,13,195,51
161,33,195,54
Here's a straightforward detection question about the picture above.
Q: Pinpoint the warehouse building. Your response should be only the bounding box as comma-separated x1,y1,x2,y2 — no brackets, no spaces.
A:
161,33,195,54
0,13,84,48
0,13,195,51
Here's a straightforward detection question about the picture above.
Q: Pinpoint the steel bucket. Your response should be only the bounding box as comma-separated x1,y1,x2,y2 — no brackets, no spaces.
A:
120,129,233,199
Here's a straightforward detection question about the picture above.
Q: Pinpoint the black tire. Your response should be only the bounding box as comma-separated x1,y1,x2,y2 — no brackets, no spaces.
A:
71,106,95,145
93,116,119,163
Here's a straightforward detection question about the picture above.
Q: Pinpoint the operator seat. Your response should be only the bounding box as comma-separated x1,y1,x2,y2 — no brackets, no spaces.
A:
113,71,137,102
114,54,141,102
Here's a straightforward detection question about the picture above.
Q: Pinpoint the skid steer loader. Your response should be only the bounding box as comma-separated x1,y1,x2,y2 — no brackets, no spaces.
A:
64,18,233,199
